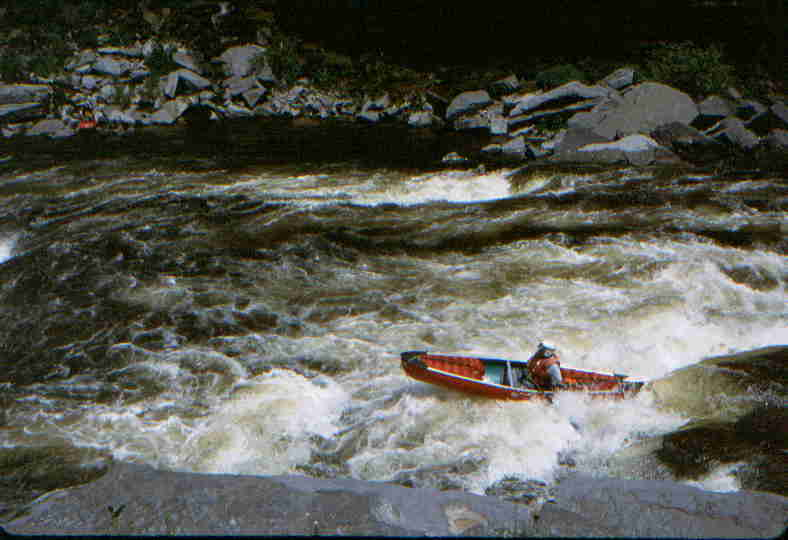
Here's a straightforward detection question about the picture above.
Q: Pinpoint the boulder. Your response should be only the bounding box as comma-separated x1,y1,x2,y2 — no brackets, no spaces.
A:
0,84,51,105
149,99,191,125
453,102,503,132
0,103,47,123
568,82,699,140
552,126,609,154
706,117,760,151
242,88,267,109
765,128,788,150
66,50,98,72
446,90,492,120
745,102,788,134
508,99,602,131
489,74,520,97
164,69,212,99
553,134,677,166
216,44,266,79
407,111,434,128
651,122,729,164
2,462,532,536
92,56,136,77
97,45,143,58
26,118,75,138
509,81,611,117
173,50,202,74
224,75,258,99
5,462,787,538
548,474,788,539
598,67,636,90
693,95,734,130
735,99,767,122
362,94,391,112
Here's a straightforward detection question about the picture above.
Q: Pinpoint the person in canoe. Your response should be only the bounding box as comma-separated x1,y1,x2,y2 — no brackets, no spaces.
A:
520,342,564,389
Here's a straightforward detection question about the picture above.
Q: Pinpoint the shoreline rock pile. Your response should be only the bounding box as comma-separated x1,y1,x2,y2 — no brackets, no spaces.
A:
2,37,786,170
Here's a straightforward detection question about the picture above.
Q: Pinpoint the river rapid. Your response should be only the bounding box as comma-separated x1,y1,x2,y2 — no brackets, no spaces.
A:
0,123,786,516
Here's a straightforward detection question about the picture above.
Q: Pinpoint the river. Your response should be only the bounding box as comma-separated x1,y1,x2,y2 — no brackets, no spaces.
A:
0,122,785,517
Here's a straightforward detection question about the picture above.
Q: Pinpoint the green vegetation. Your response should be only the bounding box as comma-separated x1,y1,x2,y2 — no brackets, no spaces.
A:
535,64,587,89
145,43,178,77
642,41,736,97
262,32,304,86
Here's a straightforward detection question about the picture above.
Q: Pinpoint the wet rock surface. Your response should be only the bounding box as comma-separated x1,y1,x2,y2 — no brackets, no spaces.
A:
3,462,786,537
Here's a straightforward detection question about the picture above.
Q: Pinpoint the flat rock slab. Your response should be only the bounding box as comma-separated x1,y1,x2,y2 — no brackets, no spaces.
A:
2,462,532,536
4,462,787,537
551,474,788,539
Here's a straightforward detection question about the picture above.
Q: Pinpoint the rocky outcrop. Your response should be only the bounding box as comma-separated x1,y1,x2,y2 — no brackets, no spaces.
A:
568,82,699,140
551,134,679,166
3,462,786,538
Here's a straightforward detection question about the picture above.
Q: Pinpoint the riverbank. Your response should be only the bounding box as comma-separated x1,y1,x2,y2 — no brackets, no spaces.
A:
1,3,787,172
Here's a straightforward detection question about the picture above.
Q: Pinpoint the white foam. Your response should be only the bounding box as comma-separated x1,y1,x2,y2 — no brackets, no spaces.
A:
358,170,513,206
178,369,349,475
0,234,17,263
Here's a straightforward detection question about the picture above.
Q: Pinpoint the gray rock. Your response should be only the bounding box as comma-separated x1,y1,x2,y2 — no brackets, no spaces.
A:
357,110,381,123
26,118,75,138
508,98,600,131
173,50,202,74
93,56,136,77
490,74,520,97
568,82,699,140
363,94,391,112
745,102,788,134
80,75,102,91
149,99,190,125
224,76,258,99
550,474,788,539
98,45,143,58
735,99,767,121
408,111,434,128
164,69,212,99
446,90,492,120
217,44,266,79
509,81,611,117
552,126,609,154
698,95,734,119
454,102,503,132
501,136,530,159
490,114,508,135
553,134,676,166
651,122,728,163
599,67,636,90
2,462,532,536
441,151,471,165
242,88,267,109
66,50,97,71
765,128,788,150
101,106,138,125
0,84,51,105
0,103,46,123
707,117,760,150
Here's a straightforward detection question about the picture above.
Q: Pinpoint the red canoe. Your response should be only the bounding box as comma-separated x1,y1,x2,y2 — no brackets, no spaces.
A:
401,351,645,401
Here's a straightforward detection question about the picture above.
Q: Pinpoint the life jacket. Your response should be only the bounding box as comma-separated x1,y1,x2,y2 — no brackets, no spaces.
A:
528,352,560,388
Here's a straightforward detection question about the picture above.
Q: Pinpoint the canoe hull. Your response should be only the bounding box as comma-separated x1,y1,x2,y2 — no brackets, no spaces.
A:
401,351,644,401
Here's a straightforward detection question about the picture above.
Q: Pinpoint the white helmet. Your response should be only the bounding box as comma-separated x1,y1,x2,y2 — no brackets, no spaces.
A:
538,341,557,351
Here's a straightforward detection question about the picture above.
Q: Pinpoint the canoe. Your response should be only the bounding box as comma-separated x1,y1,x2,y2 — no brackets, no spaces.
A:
401,351,645,401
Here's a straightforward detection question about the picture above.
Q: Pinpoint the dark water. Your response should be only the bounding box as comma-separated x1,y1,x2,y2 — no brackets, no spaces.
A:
0,123,786,518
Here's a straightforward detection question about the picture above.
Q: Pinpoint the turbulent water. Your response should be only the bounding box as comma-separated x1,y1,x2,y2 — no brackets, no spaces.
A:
0,125,786,515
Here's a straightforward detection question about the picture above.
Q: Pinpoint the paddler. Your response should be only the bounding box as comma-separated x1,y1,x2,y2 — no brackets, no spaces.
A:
526,342,564,389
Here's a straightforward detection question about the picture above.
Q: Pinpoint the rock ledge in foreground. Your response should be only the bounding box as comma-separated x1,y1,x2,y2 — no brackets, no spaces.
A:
3,462,787,537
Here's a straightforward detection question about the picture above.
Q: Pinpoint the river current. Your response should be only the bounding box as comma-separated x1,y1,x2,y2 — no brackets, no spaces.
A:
0,124,786,515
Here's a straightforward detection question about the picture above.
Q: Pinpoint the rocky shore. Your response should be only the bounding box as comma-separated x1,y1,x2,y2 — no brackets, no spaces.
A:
2,34,787,171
